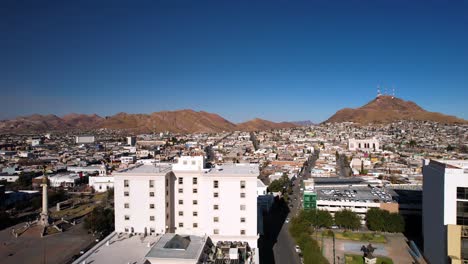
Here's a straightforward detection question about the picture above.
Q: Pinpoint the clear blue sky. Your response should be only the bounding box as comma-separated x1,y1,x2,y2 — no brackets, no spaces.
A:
1,0,467,123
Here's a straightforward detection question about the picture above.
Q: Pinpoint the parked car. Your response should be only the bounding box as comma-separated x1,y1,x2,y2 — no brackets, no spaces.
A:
295,245,301,253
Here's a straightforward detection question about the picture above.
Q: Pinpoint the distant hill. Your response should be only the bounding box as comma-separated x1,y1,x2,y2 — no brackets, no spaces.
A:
292,120,315,126
0,110,298,134
325,95,467,124
237,118,297,131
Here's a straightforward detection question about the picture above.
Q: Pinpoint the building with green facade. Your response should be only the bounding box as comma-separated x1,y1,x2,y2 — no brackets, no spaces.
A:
303,191,317,210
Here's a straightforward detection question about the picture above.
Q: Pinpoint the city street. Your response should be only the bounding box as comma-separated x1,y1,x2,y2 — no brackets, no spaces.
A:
269,150,319,264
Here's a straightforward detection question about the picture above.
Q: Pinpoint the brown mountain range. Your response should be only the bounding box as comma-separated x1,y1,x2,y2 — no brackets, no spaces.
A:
325,95,467,124
0,110,297,134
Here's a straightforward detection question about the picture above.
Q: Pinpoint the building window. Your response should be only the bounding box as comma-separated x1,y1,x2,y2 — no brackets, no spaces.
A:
166,202,169,208
240,205,246,210
149,180,154,188
214,204,219,210
193,177,198,184
241,217,246,223
124,180,129,187
191,160,196,165
193,223,198,228
178,188,183,193
457,201,468,225
149,204,155,209
150,216,155,221
458,187,468,200
124,191,129,197
240,230,245,235
193,200,198,205
214,217,219,222
179,211,184,216
124,215,130,220
183,160,188,165
193,188,198,194
179,200,183,205
150,228,155,233
240,180,246,189
214,180,219,188
149,192,155,197
240,193,245,198
178,178,183,184
214,229,219,234
214,192,219,198
124,203,129,208
193,211,198,216
179,223,184,228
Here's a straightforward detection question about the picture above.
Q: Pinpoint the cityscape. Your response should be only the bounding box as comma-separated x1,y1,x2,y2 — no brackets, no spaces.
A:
1,1,467,264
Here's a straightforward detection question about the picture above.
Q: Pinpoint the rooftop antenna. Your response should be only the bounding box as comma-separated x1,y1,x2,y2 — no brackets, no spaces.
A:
392,86,395,99
384,86,388,96
377,85,381,98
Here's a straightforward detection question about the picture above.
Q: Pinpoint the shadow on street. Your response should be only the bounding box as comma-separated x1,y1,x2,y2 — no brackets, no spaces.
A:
258,197,290,264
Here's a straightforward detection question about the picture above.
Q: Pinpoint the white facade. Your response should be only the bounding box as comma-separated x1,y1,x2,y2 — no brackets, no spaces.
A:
348,138,380,152
68,165,107,176
422,159,468,264
48,174,81,188
89,176,114,192
120,156,136,164
114,164,174,235
113,156,259,249
0,175,19,182
127,136,136,146
75,135,95,144
31,138,42,146
172,158,259,249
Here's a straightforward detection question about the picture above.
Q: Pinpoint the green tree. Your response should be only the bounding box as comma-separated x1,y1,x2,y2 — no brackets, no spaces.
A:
289,212,329,264
17,172,33,188
447,144,454,151
334,209,361,230
366,208,404,233
84,206,115,238
301,210,333,228
268,179,284,192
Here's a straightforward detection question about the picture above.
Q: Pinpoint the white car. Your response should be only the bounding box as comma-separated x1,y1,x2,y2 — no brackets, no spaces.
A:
295,245,301,253
285,218,290,223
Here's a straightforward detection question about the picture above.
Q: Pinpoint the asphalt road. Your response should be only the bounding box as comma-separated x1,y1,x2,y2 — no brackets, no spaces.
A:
273,224,301,264
258,151,320,264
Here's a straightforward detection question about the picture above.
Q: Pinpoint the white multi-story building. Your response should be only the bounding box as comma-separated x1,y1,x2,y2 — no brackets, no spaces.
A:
75,135,95,144
120,156,136,164
113,156,259,249
114,163,175,236
422,159,468,264
348,138,380,152
172,156,259,248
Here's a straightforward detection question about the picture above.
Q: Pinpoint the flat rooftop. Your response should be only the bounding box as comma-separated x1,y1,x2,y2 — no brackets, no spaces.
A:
204,164,259,176
145,234,205,260
316,186,397,203
312,177,364,185
117,163,172,174
73,232,161,264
